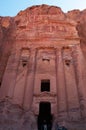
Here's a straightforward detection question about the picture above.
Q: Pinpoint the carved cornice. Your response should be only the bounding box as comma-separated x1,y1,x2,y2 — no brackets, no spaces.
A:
33,92,56,97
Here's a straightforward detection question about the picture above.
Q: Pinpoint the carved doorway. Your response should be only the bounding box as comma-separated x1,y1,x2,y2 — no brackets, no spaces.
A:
38,102,52,130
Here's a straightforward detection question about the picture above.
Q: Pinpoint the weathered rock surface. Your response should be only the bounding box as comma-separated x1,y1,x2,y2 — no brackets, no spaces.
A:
0,4,86,130
0,99,37,130
0,4,76,85
0,17,15,85
66,9,86,57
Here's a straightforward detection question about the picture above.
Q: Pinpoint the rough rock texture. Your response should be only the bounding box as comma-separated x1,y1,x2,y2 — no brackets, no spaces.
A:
0,99,37,130
0,4,86,130
0,4,85,85
66,9,86,58
0,16,15,85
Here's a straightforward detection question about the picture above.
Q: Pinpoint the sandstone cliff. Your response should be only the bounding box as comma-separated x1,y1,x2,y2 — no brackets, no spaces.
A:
66,9,86,58
0,17,15,84
0,5,86,130
0,5,86,83
0,4,78,84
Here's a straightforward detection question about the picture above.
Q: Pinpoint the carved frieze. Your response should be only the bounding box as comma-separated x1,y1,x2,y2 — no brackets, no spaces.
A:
33,92,57,103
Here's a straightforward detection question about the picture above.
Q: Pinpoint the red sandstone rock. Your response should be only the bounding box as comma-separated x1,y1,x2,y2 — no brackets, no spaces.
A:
0,4,86,130
67,9,86,57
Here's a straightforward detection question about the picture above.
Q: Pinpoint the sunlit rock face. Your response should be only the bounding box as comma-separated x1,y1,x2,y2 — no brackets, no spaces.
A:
0,4,86,130
66,9,86,58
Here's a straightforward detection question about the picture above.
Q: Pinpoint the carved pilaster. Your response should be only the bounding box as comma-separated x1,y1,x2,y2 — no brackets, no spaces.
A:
74,45,86,118
12,48,30,105
56,48,67,120
63,46,80,121
23,49,37,110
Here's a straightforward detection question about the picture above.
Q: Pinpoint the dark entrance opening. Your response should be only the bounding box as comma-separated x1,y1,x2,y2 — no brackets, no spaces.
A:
38,102,52,130
41,79,50,92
